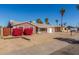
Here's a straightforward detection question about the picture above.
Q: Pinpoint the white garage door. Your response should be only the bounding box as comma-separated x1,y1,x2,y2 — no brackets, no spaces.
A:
47,28,52,33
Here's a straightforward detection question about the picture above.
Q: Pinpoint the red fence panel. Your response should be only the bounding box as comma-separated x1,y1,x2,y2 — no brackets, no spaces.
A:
12,28,23,36
23,28,33,35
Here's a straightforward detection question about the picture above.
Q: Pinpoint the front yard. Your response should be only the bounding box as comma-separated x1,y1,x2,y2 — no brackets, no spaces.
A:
0,32,78,54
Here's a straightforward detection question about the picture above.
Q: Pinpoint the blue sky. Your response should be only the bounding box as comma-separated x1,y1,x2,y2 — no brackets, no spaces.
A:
0,4,79,26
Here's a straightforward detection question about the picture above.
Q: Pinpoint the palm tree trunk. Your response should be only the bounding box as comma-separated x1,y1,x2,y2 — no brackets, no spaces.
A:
57,23,58,26
61,16,63,27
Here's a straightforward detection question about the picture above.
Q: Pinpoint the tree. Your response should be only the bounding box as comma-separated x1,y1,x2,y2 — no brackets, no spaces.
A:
45,18,49,24
7,21,13,28
55,19,58,26
76,4,79,10
60,8,65,27
30,20,35,24
36,18,43,24
63,22,67,27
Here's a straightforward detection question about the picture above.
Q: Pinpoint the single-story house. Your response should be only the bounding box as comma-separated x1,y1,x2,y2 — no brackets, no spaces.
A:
11,20,54,33
11,20,63,33
0,20,72,37
1,20,68,36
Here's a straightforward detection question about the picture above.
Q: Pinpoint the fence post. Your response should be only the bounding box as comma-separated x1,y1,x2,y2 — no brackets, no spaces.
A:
0,28,3,38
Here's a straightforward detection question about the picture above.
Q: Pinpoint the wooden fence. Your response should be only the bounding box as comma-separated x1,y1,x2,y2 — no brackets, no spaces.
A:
1,27,33,36
3,28,11,36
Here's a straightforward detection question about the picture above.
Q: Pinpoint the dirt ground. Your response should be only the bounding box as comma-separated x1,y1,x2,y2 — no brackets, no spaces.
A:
0,32,79,55
50,44,79,55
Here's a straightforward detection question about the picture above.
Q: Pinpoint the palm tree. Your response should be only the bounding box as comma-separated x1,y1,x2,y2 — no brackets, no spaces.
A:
45,18,49,24
76,4,79,10
36,18,43,24
55,19,58,26
76,5,79,28
63,22,67,27
60,8,65,27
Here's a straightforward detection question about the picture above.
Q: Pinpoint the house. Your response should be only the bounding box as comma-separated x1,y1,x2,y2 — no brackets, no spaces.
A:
62,27,70,32
3,20,66,36
11,20,65,33
66,26,78,32
0,20,72,37
10,20,53,33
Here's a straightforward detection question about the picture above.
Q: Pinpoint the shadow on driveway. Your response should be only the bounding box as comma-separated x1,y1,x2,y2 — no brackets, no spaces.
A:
54,37,79,44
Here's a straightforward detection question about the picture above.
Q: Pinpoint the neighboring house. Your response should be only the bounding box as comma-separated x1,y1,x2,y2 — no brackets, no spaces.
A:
70,27,77,32
66,26,78,32
62,27,70,32
77,27,79,32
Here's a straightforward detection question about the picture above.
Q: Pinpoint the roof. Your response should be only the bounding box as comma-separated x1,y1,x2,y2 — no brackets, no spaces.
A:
10,20,22,26
11,20,61,28
35,24,53,28
11,20,36,26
